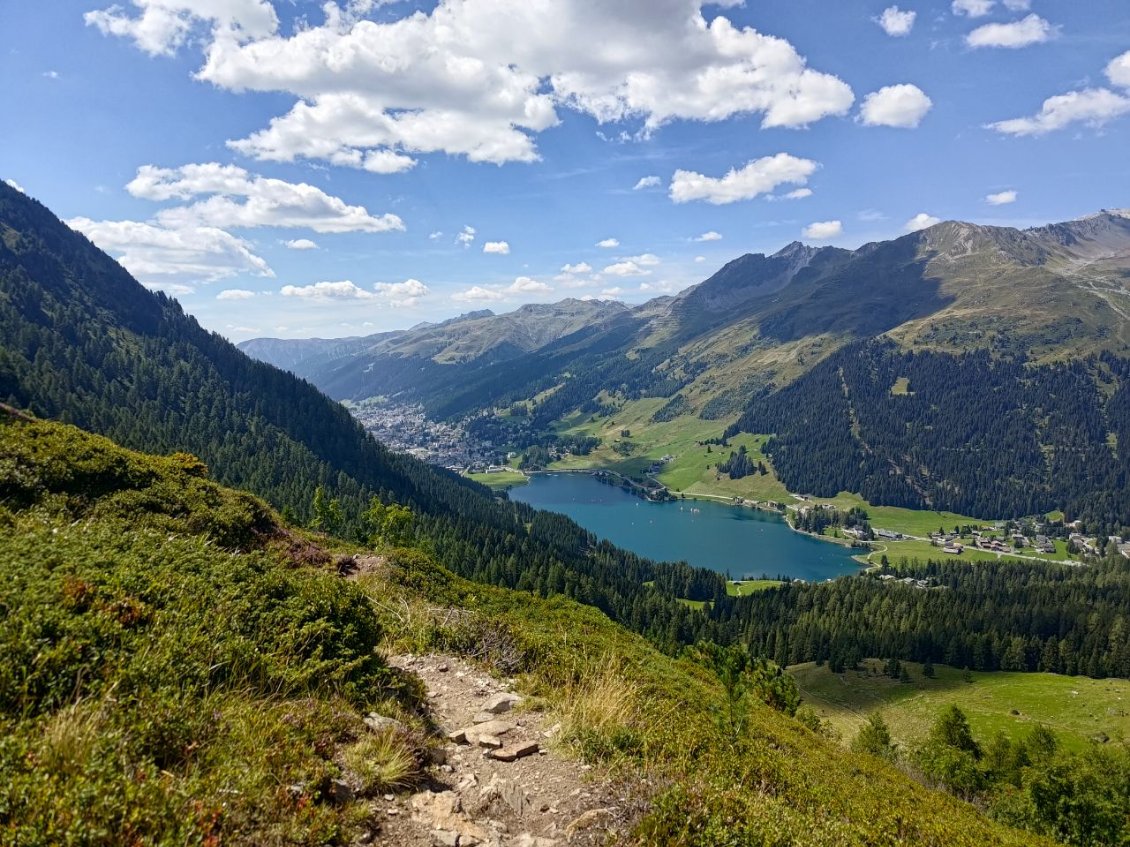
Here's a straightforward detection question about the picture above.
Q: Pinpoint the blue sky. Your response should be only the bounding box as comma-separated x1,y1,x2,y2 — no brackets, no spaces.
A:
3,0,1129,341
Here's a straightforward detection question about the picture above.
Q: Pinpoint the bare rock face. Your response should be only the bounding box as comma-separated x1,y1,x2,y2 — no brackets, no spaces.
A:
487,741,539,763
482,692,522,715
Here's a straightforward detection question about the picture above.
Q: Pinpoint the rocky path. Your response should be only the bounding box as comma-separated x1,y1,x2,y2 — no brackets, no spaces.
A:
365,653,639,847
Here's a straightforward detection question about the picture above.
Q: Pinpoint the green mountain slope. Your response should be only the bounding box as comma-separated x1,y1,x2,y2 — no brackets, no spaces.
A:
0,180,718,652
0,409,1063,846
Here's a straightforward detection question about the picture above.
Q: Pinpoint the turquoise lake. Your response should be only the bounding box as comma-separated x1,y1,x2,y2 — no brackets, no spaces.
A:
509,473,863,581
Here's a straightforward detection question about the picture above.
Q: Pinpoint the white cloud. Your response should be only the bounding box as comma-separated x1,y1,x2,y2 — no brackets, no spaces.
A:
457,225,476,248
452,285,505,302
694,255,707,262
966,14,1056,49
217,288,255,300
127,163,403,233
596,237,620,248
985,190,1018,205
42,70,60,79
670,153,818,205
93,1,853,170
4,178,25,193
876,6,916,37
633,175,661,190
280,280,374,300
802,220,842,240
599,287,625,298
508,276,551,294
695,231,723,241
858,209,886,221
783,187,813,200
638,280,680,293
626,253,661,266
988,88,1130,136
483,240,510,255
84,0,279,56
905,212,941,232
429,231,444,240
952,0,994,17
357,149,417,174
1107,51,1130,89
603,260,651,277
1002,0,1030,9
859,84,932,128
284,238,318,250
560,262,592,273
67,216,272,287
375,278,430,306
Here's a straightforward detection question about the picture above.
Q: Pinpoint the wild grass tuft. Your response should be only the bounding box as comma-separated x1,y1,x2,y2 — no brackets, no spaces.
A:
340,730,419,794
556,657,644,763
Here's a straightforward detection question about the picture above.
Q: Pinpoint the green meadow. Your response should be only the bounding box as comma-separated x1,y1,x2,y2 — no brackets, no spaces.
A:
792,659,1130,753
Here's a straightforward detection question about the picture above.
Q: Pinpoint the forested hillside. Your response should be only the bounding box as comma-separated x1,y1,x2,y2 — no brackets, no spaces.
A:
727,341,1130,527
0,181,708,649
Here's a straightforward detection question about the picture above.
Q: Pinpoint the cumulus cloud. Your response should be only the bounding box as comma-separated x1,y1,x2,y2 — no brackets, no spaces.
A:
781,187,812,200
483,240,510,255
452,285,505,302
280,280,374,299
216,288,256,300
375,278,430,306
986,190,1018,205
988,88,1130,136
988,51,1130,136
457,225,476,248
952,0,994,17
803,220,842,240
966,14,1056,49
633,175,661,190
905,212,941,232
599,287,624,298
508,276,551,294
84,0,279,57
603,260,651,277
90,0,853,171
670,152,818,205
695,231,723,241
284,238,318,250
876,6,915,37
4,178,25,193
560,262,592,273
859,84,932,128
596,237,620,248
638,279,680,293
694,255,707,262
1107,51,1130,89
127,163,403,233
67,216,272,289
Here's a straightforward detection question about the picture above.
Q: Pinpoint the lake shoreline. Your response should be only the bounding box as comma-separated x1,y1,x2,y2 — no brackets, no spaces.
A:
524,467,874,564
510,471,864,582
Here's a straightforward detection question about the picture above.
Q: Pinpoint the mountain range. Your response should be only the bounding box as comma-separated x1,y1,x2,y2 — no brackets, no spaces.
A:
241,210,1130,422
